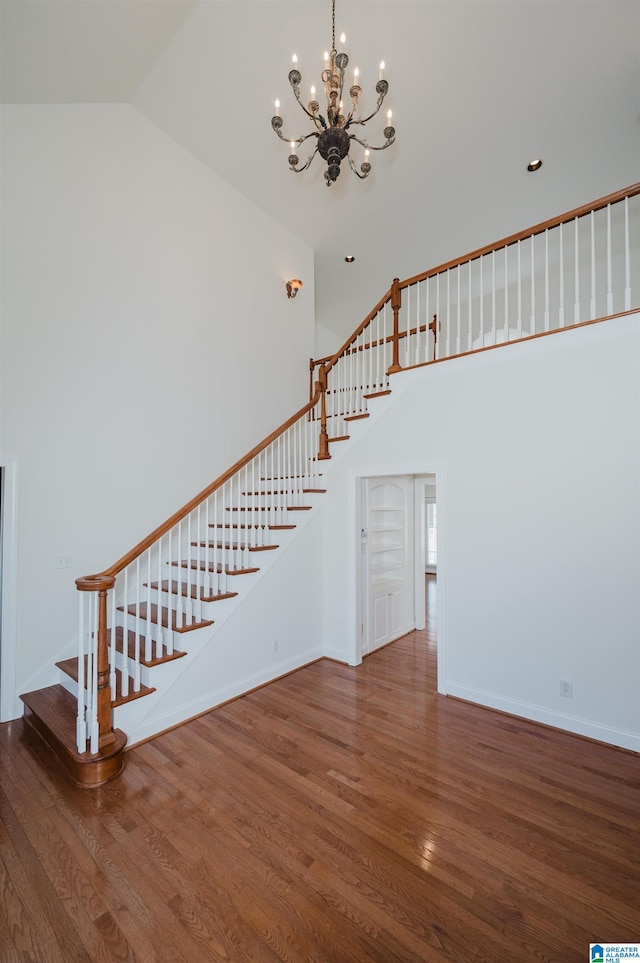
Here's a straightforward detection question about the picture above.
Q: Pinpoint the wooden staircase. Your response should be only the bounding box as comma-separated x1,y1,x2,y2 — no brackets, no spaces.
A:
20,182,637,788
19,473,334,788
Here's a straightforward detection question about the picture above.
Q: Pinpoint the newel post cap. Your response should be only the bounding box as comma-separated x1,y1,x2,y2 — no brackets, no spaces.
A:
76,574,116,593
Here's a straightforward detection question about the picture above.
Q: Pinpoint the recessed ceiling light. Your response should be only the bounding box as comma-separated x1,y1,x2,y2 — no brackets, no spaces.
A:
527,158,543,172
345,255,355,263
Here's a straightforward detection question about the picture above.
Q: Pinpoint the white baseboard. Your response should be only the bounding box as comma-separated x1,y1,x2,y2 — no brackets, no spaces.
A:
446,683,639,753
122,646,324,747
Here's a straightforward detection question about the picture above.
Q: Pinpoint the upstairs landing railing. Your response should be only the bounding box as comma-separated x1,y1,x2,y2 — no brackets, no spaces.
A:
311,182,639,440
75,182,639,757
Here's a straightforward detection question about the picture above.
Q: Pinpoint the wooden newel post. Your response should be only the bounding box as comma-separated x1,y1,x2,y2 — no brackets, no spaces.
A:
387,278,402,374
317,363,331,461
429,313,438,362
76,574,116,752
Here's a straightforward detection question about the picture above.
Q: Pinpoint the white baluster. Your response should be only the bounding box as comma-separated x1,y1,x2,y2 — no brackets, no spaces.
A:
76,592,86,751
134,556,141,692
624,197,631,312
185,513,193,622
437,273,444,358
155,539,164,660
241,467,248,568
406,284,412,368
122,565,131,689
212,488,219,595
446,271,452,357
503,246,509,341
89,593,99,753
491,250,497,344
145,548,152,662
204,496,211,594
544,229,550,331
468,260,473,354
530,234,536,334
606,203,613,315
516,241,522,339
590,211,596,320
353,337,358,414
251,454,257,547
110,582,117,699
133,559,141,691
559,221,565,327
574,216,580,325
456,268,462,354
195,505,203,621
479,255,485,345
372,310,378,390
165,533,173,654
278,429,284,526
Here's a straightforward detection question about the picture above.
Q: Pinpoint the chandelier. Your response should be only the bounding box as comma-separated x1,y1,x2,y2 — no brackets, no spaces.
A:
271,0,395,187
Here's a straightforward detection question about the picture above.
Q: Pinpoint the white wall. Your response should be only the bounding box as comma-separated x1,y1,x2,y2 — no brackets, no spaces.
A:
320,315,640,751
0,103,315,715
313,321,345,365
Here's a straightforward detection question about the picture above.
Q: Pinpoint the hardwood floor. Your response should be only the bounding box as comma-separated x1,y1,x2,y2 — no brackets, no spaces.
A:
1,581,639,962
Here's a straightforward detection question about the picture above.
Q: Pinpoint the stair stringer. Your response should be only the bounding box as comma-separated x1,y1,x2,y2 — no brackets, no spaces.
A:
111,503,326,746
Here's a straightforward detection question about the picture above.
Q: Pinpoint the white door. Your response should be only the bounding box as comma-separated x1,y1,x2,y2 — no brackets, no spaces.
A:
363,476,413,654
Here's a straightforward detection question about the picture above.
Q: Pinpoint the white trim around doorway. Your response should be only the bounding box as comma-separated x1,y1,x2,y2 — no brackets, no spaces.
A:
0,454,20,722
346,460,448,695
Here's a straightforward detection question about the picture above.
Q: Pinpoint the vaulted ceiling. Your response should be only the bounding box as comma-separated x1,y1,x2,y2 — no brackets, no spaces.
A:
2,0,639,340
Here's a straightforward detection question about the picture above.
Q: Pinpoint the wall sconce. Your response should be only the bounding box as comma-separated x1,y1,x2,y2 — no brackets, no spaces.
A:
286,279,303,299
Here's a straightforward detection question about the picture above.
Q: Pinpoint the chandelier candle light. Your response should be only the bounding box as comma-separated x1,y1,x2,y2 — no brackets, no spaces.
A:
271,0,395,186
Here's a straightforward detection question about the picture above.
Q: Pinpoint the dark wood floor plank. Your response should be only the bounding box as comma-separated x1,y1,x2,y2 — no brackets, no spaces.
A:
1,586,639,962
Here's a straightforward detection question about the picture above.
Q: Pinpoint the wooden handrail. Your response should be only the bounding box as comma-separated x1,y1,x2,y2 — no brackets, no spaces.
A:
398,182,640,291
80,387,322,584
321,287,394,378
309,181,640,373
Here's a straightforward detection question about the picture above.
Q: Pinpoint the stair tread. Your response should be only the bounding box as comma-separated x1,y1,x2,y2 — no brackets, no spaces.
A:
119,602,214,633
363,389,391,398
191,541,279,552
260,474,322,481
171,561,260,576
21,685,84,756
55,658,156,706
241,489,325,496
210,523,296,531
328,435,350,443
111,626,187,666
344,413,370,422
226,505,312,512
20,684,127,761
150,580,239,603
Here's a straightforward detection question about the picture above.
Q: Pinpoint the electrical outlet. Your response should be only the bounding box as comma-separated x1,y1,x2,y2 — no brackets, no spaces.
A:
55,554,72,569
560,680,573,698
272,639,279,654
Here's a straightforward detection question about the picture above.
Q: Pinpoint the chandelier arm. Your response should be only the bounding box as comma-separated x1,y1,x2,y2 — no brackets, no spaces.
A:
345,84,388,128
291,82,328,130
272,124,320,148
347,100,385,128
349,133,395,151
291,145,320,173
347,155,370,179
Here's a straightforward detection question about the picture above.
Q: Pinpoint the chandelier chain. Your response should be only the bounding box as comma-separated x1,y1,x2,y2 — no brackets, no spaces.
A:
332,0,336,52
